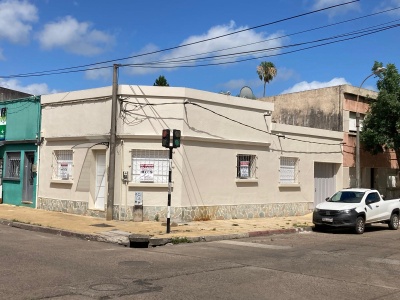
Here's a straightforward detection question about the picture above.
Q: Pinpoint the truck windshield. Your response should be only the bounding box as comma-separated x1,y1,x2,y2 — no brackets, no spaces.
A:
327,191,364,203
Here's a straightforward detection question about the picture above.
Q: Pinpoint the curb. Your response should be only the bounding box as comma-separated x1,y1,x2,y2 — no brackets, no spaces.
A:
0,219,106,243
0,218,313,247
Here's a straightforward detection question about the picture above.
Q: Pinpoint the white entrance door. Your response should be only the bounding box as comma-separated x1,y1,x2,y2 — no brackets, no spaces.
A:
95,153,106,210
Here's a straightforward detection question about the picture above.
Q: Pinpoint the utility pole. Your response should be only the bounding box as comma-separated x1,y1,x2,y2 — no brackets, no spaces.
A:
106,64,119,220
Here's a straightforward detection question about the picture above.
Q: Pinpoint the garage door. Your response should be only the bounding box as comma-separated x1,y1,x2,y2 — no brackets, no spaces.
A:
314,162,336,207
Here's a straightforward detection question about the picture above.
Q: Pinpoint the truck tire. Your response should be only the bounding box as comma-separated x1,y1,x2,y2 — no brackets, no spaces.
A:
355,216,365,234
388,213,399,230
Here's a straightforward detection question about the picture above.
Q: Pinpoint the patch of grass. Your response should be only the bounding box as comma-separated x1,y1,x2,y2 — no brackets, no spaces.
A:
232,223,239,226
154,214,159,222
171,237,193,244
212,228,216,231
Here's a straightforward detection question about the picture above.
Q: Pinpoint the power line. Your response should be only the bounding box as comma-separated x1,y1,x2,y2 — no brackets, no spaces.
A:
120,99,343,146
0,0,360,78
4,21,398,79
121,23,399,69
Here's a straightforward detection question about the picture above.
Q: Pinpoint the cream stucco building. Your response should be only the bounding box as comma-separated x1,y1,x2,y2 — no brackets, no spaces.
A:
38,85,344,221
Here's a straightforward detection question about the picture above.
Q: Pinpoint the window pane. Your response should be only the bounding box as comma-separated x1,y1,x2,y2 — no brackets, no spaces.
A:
54,150,73,180
280,157,297,183
6,152,20,178
237,154,256,178
132,150,169,183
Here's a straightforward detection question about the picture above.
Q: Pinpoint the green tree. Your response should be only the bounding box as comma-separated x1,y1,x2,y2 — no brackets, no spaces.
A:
360,61,400,167
153,75,169,86
257,61,277,97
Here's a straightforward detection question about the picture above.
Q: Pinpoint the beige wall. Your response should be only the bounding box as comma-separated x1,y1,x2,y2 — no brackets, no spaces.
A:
38,85,344,220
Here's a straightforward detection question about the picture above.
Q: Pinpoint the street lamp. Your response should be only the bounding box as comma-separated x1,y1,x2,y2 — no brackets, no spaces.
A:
355,67,386,188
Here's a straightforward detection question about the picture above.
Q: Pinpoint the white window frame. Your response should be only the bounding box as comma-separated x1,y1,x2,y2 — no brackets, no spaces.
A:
236,154,257,179
52,150,73,180
349,112,364,132
279,156,299,184
5,152,21,179
131,149,169,183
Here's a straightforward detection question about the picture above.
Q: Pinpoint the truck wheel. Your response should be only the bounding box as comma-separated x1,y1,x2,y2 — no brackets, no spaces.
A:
355,217,365,234
388,213,399,230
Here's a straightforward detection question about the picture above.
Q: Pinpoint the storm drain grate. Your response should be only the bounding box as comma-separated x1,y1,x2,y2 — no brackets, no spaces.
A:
90,223,115,228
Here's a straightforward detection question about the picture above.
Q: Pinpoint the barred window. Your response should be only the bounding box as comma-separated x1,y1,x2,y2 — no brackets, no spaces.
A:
53,150,73,180
131,150,169,183
236,154,257,179
280,157,299,184
5,152,20,179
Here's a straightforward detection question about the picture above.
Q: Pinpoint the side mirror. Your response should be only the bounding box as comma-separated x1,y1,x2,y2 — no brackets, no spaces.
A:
325,197,330,201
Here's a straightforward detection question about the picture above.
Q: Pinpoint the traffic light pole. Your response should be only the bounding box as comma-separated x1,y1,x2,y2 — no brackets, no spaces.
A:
167,146,173,233
161,129,180,234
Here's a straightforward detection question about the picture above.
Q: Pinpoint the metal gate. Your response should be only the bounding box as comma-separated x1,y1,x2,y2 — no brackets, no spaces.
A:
314,162,336,207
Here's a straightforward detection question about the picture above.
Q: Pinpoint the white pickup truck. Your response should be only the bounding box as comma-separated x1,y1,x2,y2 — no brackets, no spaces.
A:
313,188,400,234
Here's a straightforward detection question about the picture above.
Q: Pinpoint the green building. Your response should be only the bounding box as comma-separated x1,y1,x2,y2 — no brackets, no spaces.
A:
0,96,41,207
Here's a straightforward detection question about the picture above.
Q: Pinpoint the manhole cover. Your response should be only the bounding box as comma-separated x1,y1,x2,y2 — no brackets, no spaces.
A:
90,223,114,228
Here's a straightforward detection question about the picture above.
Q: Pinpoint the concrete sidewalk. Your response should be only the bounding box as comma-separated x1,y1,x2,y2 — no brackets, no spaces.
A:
0,204,314,247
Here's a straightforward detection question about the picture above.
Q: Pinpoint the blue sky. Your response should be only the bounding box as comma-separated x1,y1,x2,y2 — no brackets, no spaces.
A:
0,0,399,97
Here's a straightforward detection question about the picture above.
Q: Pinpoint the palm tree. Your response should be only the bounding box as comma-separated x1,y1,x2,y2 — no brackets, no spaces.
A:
257,62,277,97
153,75,170,86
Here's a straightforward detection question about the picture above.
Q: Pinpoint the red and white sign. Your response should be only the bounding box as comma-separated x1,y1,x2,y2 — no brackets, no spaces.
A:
240,161,249,178
59,163,69,179
140,164,154,182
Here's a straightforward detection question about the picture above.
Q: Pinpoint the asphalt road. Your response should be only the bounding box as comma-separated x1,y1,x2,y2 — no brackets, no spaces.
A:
1,224,400,300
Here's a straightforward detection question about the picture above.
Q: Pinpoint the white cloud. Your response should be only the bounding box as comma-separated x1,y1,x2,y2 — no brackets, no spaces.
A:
0,0,38,44
85,66,112,80
126,21,287,75
0,48,5,60
281,77,349,94
0,78,57,95
374,0,400,16
37,16,114,56
311,0,360,17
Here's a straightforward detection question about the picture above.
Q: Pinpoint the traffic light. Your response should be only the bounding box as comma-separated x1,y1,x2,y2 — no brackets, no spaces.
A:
173,130,181,148
162,129,170,148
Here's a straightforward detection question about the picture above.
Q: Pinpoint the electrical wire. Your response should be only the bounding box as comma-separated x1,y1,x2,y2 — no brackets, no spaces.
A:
0,0,361,78
4,21,398,79
121,21,399,68
119,99,344,146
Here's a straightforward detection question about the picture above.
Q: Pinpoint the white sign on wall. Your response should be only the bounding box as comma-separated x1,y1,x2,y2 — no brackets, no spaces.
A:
134,192,143,206
140,164,154,182
60,163,69,179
